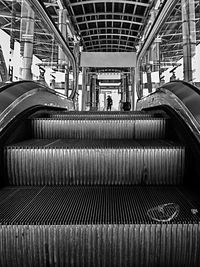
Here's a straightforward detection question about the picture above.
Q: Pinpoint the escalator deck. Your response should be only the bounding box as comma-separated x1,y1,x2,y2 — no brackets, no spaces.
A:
1,110,200,266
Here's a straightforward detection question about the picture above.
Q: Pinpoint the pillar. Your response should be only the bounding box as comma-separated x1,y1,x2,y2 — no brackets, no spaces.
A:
181,0,196,82
8,0,16,81
58,9,67,66
130,67,135,110
136,41,144,99
82,67,87,111
65,66,69,97
121,74,126,102
90,74,97,110
96,82,100,110
125,74,129,102
89,73,93,110
146,63,152,93
0,45,7,82
21,1,34,80
58,9,70,95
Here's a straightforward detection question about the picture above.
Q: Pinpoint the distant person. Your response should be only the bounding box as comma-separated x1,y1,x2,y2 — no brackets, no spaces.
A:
107,95,113,111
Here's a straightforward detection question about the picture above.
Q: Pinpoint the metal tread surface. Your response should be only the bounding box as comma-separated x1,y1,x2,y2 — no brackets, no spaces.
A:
43,110,167,119
0,186,199,224
1,223,200,267
5,138,181,148
5,139,185,185
31,118,167,139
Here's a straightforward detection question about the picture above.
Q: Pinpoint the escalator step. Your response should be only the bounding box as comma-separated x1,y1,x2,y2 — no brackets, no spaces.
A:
0,186,199,224
0,186,199,266
1,223,199,267
5,140,185,186
31,118,167,139
45,110,165,119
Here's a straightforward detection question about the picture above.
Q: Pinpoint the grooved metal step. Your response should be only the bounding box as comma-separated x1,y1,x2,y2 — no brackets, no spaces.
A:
0,186,199,266
31,118,167,139
1,223,199,267
44,110,165,119
5,139,185,186
0,186,199,224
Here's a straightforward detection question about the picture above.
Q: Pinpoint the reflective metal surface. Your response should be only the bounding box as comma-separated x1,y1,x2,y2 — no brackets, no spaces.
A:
31,118,167,139
5,139,185,186
0,186,198,224
0,81,74,133
136,81,200,143
0,223,200,266
1,97,200,266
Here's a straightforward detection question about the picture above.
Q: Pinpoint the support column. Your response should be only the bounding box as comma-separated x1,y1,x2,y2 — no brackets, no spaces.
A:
21,1,34,80
73,41,80,96
125,74,129,102
0,45,7,82
82,67,87,111
90,74,97,111
96,82,100,110
89,73,97,111
136,41,144,99
65,65,69,97
138,64,144,98
146,64,152,93
182,0,196,82
130,67,135,110
121,74,126,102
58,9,67,66
8,0,16,81
58,9,70,95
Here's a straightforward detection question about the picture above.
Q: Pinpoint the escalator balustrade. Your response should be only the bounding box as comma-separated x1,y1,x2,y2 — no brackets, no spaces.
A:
0,111,200,267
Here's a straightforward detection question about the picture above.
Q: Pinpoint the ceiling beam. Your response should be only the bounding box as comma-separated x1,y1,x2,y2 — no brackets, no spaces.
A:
85,43,135,49
70,0,149,7
87,47,132,52
75,12,145,20
82,33,139,39
77,18,143,26
84,38,135,44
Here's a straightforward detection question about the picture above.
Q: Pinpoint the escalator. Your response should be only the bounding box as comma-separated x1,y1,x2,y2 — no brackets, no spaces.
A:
0,81,200,266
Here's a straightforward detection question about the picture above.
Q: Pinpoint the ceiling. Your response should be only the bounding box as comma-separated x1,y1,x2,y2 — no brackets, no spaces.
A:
0,0,200,71
64,0,152,52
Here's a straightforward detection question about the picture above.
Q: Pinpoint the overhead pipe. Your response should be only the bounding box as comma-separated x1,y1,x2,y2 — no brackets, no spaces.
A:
26,0,78,100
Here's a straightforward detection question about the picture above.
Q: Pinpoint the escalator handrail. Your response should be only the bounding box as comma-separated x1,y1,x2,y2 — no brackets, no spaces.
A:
137,80,200,140
0,81,74,133
159,81,200,126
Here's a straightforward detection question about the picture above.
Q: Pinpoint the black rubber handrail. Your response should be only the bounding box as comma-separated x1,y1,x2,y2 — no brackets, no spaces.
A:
0,81,74,133
158,81,200,124
0,81,34,94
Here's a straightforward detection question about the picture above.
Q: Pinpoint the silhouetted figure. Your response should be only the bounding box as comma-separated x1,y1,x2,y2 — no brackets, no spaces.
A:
107,95,113,111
